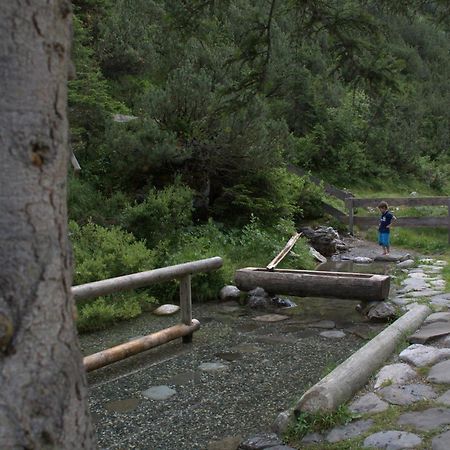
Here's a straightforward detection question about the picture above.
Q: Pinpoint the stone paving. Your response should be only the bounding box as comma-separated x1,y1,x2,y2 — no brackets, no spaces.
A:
295,258,450,449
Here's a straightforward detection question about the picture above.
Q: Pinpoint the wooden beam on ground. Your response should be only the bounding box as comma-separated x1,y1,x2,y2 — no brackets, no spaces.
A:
266,233,302,270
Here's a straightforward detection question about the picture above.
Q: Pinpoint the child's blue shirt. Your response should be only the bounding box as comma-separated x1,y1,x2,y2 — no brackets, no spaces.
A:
379,210,394,233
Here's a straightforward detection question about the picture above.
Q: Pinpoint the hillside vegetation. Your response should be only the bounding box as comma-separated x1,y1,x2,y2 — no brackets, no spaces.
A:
69,0,450,331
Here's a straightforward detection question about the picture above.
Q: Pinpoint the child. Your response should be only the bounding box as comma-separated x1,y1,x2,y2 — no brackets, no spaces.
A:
378,201,396,255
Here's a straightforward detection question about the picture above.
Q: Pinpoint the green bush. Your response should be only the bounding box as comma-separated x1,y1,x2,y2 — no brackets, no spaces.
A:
120,181,194,247
70,221,157,332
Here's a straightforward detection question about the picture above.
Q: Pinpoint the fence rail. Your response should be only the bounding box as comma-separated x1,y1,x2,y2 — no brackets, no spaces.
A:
73,257,223,371
288,164,450,244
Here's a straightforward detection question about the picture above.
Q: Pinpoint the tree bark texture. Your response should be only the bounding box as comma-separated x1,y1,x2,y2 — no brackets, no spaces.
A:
0,1,94,448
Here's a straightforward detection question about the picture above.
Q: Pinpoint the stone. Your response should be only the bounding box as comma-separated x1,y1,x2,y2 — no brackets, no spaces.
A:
252,314,289,322
247,287,273,309
300,226,340,256
353,256,374,264
430,293,450,307
436,389,450,406
326,419,373,443
229,343,261,353
363,430,421,449
306,320,335,329
309,246,327,263
399,344,450,367
432,430,450,450
142,385,176,401
403,289,441,298
397,407,450,431
208,436,243,450
320,330,346,338
374,254,401,262
424,312,450,324
198,362,229,372
237,432,281,449
166,370,201,385
399,278,429,292
152,304,180,315
301,432,324,444
378,383,437,405
396,259,415,269
219,285,242,302
349,393,389,414
409,322,450,344
272,297,296,308
427,359,450,384
367,302,397,321
374,363,417,390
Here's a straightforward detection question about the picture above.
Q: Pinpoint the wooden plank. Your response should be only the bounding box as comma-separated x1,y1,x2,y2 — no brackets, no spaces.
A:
448,198,450,244
346,198,354,235
266,233,302,270
353,216,449,227
322,202,348,220
179,275,192,326
351,197,449,208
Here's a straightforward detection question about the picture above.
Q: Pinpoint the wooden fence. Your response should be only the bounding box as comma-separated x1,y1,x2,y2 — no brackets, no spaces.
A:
288,164,450,244
72,256,223,371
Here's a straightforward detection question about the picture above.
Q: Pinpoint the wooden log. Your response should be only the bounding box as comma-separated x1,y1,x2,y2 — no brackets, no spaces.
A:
353,216,449,228
266,233,302,270
83,319,200,372
352,197,449,207
72,256,223,301
234,268,390,301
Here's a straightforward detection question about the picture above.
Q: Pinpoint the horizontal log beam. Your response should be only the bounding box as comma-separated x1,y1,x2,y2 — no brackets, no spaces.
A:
352,197,449,207
234,268,390,301
72,257,223,301
353,216,449,227
83,319,201,372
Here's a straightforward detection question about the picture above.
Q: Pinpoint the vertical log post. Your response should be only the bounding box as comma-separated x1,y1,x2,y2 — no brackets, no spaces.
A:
447,198,450,245
346,197,354,235
180,275,193,343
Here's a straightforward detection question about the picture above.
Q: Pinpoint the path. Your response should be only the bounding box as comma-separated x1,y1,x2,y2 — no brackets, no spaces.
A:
289,256,450,449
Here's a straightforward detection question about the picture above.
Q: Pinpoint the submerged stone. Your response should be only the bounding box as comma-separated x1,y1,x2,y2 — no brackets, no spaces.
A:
104,398,140,413
142,385,176,401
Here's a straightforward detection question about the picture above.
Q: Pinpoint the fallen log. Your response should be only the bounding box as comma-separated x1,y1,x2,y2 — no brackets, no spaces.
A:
234,268,390,301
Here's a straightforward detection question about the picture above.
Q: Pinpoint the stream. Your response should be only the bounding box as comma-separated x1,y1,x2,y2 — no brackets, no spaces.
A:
80,259,394,450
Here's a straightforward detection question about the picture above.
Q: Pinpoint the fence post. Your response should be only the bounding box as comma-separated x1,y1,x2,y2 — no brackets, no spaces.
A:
448,198,450,245
345,197,354,235
180,275,193,343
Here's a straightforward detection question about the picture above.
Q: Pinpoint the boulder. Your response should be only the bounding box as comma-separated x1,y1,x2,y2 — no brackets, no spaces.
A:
219,285,242,302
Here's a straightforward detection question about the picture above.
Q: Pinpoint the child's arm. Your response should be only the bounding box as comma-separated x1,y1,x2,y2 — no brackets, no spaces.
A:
387,214,397,229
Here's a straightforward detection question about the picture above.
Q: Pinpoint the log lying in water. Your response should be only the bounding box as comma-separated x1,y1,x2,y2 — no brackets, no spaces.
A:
234,268,390,301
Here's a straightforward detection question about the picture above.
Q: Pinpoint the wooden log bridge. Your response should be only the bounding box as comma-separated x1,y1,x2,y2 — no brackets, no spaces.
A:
234,268,390,301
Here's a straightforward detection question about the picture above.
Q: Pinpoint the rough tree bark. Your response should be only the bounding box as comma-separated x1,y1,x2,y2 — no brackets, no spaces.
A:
0,1,94,448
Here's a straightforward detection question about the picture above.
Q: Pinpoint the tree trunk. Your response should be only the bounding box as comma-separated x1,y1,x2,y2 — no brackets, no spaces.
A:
0,1,94,448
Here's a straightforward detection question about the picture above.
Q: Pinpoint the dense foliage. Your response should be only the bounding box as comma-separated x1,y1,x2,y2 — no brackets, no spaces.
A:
68,0,450,330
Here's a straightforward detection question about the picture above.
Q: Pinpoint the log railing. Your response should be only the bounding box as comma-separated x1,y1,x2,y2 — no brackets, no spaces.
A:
72,256,223,371
345,197,450,244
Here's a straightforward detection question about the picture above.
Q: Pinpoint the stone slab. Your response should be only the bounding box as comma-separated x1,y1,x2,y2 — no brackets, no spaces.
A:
399,344,450,367
378,383,437,405
252,314,289,322
409,322,450,344
374,363,417,389
349,393,389,415
424,312,450,324
363,430,421,449
436,389,450,406
198,362,229,372
326,419,373,443
432,430,450,450
397,407,450,431
152,304,180,315
320,330,346,339
142,385,176,401
427,359,450,384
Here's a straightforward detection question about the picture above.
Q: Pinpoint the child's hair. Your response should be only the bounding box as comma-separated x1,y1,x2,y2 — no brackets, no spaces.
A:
378,201,388,209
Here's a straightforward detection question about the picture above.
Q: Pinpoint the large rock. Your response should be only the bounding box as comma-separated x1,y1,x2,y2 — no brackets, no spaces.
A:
219,285,242,302
152,304,180,315
247,287,272,309
300,226,340,256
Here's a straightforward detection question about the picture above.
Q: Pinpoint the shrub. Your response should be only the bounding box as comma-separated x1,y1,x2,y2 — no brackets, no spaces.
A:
120,181,194,247
69,221,157,332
